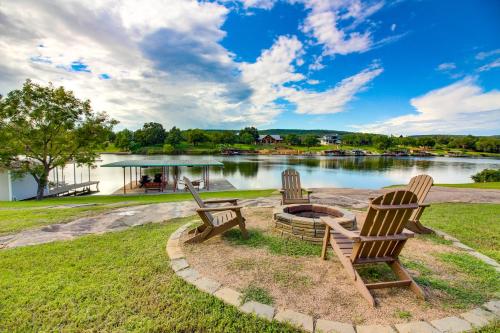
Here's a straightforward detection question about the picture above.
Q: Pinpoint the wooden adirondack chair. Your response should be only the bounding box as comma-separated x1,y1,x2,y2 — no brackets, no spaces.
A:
321,190,426,306
280,169,313,205
183,177,248,243
405,174,434,234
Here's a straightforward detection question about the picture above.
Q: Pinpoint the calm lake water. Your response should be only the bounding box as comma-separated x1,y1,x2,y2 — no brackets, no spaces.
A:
64,154,500,195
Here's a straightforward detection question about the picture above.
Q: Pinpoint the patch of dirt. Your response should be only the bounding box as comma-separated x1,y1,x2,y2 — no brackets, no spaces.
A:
182,207,473,325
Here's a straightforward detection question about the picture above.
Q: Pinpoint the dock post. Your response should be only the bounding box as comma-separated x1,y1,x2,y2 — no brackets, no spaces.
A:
123,167,126,194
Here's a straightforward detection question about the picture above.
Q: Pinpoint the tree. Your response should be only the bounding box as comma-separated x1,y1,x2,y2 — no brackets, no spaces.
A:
166,126,183,146
239,132,254,144
114,129,134,150
135,122,165,146
373,135,394,150
239,127,259,142
0,80,116,199
302,135,319,147
416,137,436,149
284,134,301,146
186,129,208,146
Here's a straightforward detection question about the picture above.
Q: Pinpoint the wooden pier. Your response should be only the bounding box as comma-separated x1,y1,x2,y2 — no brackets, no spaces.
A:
47,181,100,197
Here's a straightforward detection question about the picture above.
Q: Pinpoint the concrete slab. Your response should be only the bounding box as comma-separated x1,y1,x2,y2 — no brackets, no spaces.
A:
315,319,355,333
395,321,440,333
461,308,498,328
240,301,275,321
274,309,314,332
357,324,396,333
431,316,472,333
192,277,221,294
213,287,242,307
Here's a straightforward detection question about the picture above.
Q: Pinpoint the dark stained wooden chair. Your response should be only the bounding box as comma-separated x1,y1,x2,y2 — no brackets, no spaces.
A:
183,177,248,243
321,190,426,306
280,168,313,205
405,174,434,234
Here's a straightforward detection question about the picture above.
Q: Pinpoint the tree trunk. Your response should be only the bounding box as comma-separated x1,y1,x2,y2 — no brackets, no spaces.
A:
35,169,49,200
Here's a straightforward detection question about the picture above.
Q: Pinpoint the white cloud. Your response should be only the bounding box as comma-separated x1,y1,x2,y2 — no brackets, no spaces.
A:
476,48,500,60
391,23,396,31
0,0,280,129
239,0,277,10
436,62,456,71
307,79,320,84
478,58,500,72
288,62,383,114
300,0,384,56
354,77,500,135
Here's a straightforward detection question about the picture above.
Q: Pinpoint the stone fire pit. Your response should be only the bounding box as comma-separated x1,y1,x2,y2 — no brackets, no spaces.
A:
273,204,356,244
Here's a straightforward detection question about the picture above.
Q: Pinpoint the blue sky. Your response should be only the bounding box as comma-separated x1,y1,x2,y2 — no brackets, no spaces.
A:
0,0,499,134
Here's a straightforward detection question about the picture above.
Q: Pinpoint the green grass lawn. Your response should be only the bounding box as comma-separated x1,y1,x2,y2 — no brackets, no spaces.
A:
0,217,299,332
385,182,500,190
0,189,276,235
421,203,500,261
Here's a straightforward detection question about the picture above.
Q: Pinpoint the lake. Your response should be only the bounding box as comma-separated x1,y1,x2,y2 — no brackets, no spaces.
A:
64,154,500,195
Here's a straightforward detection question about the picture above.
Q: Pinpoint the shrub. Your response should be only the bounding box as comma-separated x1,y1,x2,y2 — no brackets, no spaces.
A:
471,169,500,183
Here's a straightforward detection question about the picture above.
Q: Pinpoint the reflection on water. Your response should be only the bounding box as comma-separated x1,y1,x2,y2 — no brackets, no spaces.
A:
61,154,500,194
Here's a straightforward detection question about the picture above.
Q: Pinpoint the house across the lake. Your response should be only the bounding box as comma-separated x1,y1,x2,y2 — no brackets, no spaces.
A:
320,133,342,145
257,134,283,144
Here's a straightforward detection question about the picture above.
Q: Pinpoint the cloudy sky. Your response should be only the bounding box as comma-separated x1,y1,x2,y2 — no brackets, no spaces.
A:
0,0,499,135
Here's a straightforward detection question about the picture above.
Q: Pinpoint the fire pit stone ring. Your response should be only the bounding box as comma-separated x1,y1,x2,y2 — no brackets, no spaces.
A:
273,204,357,244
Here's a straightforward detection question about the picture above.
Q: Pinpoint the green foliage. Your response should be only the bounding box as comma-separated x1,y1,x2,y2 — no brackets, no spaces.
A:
394,310,412,320
239,132,255,144
302,134,319,147
223,229,321,257
239,126,259,142
0,80,116,199
186,129,209,146
241,284,274,305
475,137,500,153
162,143,175,154
284,134,301,145
0,221,300,332
114,129,134,150
166,126,183,146
471,169,500,183
134,122,166,146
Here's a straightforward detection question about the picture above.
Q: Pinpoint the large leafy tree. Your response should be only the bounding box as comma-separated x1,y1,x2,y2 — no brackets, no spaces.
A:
0,80,117,199
166,126,183,146
134,122,166,146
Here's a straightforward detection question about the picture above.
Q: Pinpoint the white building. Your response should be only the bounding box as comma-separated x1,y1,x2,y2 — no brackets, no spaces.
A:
0,170,47,201
320,134,342,145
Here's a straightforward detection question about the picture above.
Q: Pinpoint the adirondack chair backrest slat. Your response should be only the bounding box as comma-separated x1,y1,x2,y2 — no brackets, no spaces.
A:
406,175,433,221
282,169,303,201
183,177,214,223
352,190,418,262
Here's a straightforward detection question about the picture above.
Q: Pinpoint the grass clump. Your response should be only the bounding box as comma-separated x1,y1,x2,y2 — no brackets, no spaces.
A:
421,203,500,261
394,310,412,320
0,217,300,332
223,229,321,257
417,233,453,245
241,284,274,305
410,253,499,308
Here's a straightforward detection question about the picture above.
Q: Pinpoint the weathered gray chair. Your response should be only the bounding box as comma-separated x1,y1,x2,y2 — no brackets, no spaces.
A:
321,190,426,306
183,177,248,243
280,169,312,205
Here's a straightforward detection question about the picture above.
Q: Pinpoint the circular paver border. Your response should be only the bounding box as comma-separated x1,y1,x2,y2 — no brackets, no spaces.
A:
167,222,500,333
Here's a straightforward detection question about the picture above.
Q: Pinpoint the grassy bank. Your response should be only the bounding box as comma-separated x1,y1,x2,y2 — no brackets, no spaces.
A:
0,189,276,235
385,182,500,190
0,217,299,332
422,203,500,261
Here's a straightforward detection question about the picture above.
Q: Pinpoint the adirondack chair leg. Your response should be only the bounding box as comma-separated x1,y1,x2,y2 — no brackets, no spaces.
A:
188,225,206,235
185,226,213,243
321,225,331,260
389,260,426,300
353,268,376,307
238,216,249,239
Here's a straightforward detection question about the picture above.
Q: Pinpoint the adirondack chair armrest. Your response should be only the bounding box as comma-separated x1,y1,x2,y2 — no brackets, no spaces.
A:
402,229,415,238
196,205,244,212
203,198,238,204
279,189,285,193
320,217,361,241
418,203,431,208
303,188,313,193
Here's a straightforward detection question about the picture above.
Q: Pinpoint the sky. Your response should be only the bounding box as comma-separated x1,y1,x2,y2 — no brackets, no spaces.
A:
0,0,499,135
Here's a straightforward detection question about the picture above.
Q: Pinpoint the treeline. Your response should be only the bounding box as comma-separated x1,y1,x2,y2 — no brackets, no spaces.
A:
108,122,500,154
342,133,500,153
